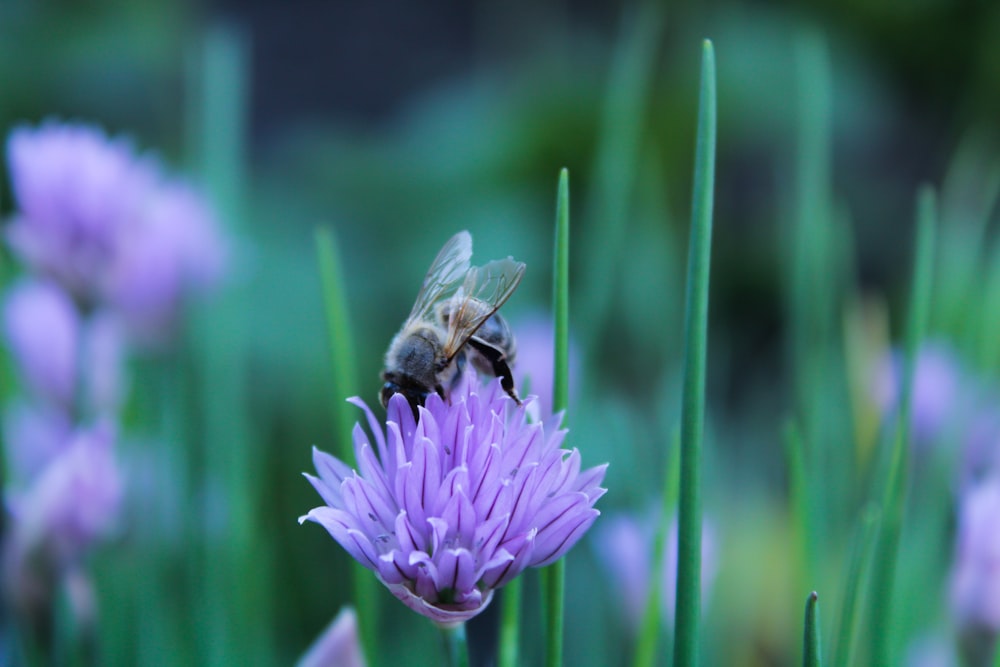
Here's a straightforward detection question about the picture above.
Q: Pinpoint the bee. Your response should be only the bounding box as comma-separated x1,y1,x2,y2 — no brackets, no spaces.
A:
381,230,526,413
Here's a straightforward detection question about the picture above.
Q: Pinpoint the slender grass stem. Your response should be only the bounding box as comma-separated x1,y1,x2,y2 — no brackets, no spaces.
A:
315,227,360,465
498,579,521,667
314,227,378,665
803,592,822,667
543,167,570,667
833,506,880,667
868,186,937,666
634,431,680,667
672,39,716,667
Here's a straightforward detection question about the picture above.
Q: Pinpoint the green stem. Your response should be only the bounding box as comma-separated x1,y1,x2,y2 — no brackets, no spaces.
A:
634,431,680,667
314,227,378,665
672,39,716,667
315,227,361,465
498,579,521,667
543,167,570,667
789,29,835,583
803,592,822,667
867,186,937,666
783,421,810,582
833,506,880,667
441,623,470,667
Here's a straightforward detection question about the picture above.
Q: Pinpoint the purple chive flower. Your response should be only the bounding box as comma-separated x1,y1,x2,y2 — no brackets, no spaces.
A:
5,121,227,341
5,122,160,304
512,313,580,421
104,180,227,344
950,475,1000,636
299,607,367,667
300,374,607,624
903,636,957,667
593,511,717,631
872,341,963,444
3,280,125,412
3,402,74,485
3,280,78,407
6,422,122,567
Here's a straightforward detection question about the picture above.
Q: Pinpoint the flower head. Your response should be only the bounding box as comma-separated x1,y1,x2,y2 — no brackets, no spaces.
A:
300,375,607,624
3,279,124,412
950,474,1000,632
6,421,122,567
5,121,227,339
593,511,717,631
872,341,964,444
512,313,580,421
299,607,367,667
104,180,227,344
6,122,159,303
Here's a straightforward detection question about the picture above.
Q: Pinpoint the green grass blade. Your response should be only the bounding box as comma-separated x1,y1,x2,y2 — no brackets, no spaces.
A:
315,227,360,464
788,29,835,580
672,39,716,667
580,2,664,341
633,431,680,667
314,226,378,665
543,167,570,667
833,506,880,667
498,579,522,667
803,592,822,667
867,186,937,666
783,421,810,580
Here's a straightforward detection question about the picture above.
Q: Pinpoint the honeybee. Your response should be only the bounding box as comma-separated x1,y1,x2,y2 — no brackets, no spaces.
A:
380,230,526,412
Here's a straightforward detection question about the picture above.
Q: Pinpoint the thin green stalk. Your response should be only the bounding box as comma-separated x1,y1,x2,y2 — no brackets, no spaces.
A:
783,421,810,581
542,167,570,667
185,23,276,667
789,29,835,579
672,39,716,667
580,1,663,344
868,186,937,666
315,227,361,464
553,168,571,420
803,592,822,667
314,227,378,665
441,624,470,667
498,579,521,667
833,506,880,667
634,431,680,667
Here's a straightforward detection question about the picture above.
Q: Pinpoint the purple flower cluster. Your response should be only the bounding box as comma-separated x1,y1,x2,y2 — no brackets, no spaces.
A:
593,511,718,632
1,120,226,615
301,374,607,624
6,122,226,339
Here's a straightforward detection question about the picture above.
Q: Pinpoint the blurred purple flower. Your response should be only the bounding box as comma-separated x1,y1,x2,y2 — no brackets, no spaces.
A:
3,280,125,412
5,121,227,340
5,122,159,303
872,341,963,444
950,475,1000,635
104,181,227,345
6,422,122,567
2,402,73,485
903,635,957,667
593,511,717,631
300,374,607,624
298,607,367,667
511,313,580,421
3,280,77,407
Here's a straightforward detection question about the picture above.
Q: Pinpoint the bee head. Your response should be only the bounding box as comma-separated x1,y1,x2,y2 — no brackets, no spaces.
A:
380,381,429,417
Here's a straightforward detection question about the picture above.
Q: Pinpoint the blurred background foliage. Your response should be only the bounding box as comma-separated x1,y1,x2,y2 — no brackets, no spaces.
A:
2,0,999,665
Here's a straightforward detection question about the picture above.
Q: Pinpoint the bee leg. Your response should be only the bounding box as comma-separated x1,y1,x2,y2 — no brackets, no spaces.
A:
466,336,521,405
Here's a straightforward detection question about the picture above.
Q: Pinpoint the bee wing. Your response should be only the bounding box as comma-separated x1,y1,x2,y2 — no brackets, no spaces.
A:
442,256,526,361
406,231,474,324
